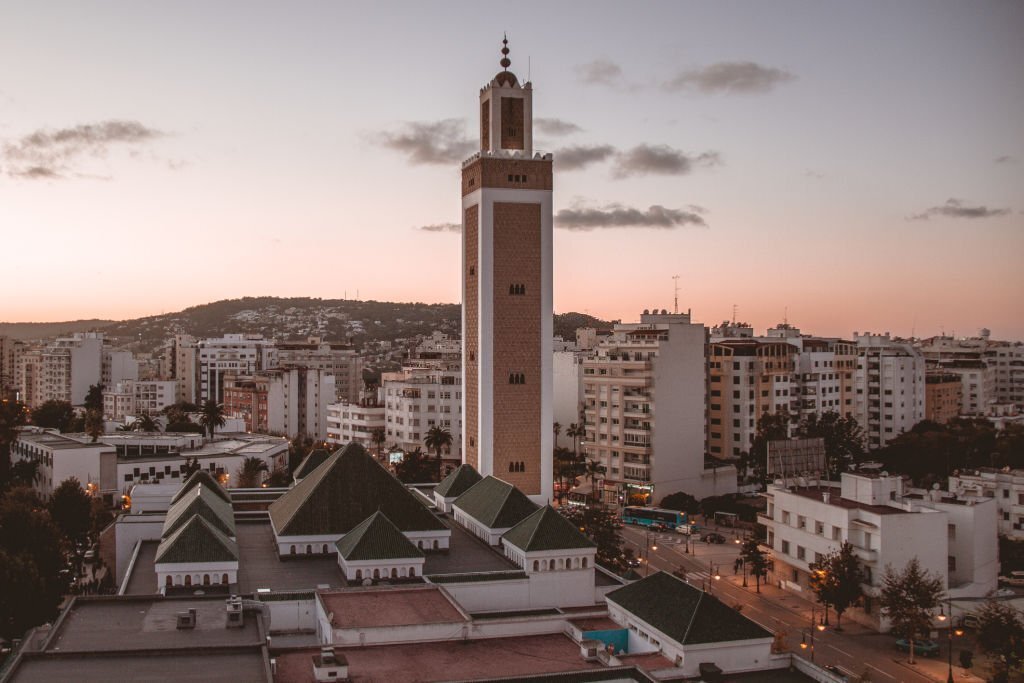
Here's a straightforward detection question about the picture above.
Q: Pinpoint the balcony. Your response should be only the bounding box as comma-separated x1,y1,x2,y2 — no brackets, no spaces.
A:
852,546,877,564
757,513,775,526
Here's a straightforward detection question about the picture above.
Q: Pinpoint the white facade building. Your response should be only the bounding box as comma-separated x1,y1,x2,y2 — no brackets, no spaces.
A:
10,427,117,499
102,349,139,389
31,332,104,407
266,367,335,440
383,365,462,462
325,394,386,451
104,380,178,421
853,333,925,449
197,334,277,404
552,349,585,447
949,468,1024,540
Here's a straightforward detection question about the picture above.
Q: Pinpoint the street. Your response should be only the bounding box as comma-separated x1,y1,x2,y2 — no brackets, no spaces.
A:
620,525,983,683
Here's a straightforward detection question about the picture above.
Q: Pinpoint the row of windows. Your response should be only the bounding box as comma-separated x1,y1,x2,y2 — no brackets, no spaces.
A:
508,461,527,473
509,284,527,295
509,373,526,385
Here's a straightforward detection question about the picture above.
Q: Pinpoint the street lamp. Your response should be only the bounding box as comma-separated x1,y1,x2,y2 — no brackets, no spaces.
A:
937,598,964,683
799,606,826,663
642,529,659,577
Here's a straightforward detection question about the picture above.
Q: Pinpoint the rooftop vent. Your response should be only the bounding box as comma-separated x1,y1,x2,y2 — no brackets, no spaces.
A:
226,596,244,628
313,646,349,682
176,608,197,630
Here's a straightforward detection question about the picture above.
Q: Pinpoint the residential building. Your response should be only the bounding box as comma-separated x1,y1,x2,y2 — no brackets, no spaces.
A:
949,468,1024,540
552,349,585,447
0,335,18,397
461,52,553,502
925,373,963,424
223,375,270,433
325,392,386,452
919,332,1024,412
102,348,139,388
10,427,117,500
761,471,997,629
197,334,277,404
275,337,362,403
103,380,178,422
852,333,925,449
383,364,461,466
30,332,104,407
582,310,736,504
266,367,335,440
165,333,199,404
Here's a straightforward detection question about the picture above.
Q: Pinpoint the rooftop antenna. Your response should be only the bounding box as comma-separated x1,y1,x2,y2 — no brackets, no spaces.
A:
672,275,680,314
784,306,788,326
732,304,737,325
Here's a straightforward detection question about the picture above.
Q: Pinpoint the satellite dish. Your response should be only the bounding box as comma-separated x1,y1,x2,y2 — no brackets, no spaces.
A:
932,483,940,490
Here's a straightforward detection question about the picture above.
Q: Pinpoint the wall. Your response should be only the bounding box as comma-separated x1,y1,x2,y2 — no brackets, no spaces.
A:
553,351,583,444
263,596,318,634
431,577,531,612
110,514,165,585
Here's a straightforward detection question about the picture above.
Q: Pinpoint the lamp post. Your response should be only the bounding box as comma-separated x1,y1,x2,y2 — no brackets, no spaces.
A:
799,606,826,663
706,561,721,594
734,536,749,587
936,596,963,683
643,529,658,577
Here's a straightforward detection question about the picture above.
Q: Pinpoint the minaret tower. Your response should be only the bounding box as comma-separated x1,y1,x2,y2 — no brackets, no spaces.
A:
462,37,553,503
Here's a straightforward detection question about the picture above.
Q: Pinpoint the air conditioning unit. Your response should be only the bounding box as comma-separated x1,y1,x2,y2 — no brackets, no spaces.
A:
226,597,244,628
176,608,197,630
313,646,349,682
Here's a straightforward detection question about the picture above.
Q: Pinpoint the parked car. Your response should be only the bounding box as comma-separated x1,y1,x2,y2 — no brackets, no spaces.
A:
626,557,641,568
993,587,1016,597
648,523,668,532
823,665,848,681
894,639,940,657
675,524,694,535
703,533,727,544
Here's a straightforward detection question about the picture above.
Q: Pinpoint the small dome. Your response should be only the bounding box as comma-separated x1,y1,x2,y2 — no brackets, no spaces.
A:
494,71,518,87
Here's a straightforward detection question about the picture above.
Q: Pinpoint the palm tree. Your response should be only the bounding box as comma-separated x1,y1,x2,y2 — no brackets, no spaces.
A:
132,413,160,432
584,459,607,504
566,423,583,462
554,446,574,502
371,427,387,460
85,409,105,443
424,425,453,481
553,422,562,448
199,400,226,440
236,456,269,488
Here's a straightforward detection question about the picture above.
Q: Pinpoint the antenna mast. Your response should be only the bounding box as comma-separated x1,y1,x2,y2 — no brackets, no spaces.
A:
732,304,737,325
672,275,680,314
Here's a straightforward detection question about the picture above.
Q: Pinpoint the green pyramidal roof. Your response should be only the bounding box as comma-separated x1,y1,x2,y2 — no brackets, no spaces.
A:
453,476,539,529
294,448,331,480
171,469,231,505
335,511,424,561
163,484,236,539
268,442,447,537
434,464,482,498
502,505,596,552
606,572,772,646
155,514,239,564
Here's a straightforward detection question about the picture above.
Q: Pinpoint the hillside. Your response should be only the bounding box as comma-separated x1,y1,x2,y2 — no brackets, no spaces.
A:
1,298,611,351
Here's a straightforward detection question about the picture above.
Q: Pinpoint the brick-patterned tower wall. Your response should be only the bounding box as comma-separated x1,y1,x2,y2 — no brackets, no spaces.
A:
480,101,490,153
492,200,542,494
463,204,480,470
500,97,525,150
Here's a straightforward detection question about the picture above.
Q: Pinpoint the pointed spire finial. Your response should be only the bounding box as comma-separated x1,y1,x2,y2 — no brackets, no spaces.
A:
500,34,511,71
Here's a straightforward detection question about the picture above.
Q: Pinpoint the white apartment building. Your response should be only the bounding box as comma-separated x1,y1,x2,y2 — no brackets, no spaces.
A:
276,338,362,403
11,427,117,500
166,334,199,404
383,364,462,465
197,334,277,404
582,310,736,504
949,468,1024,540
853,333,925,449
103,380,178,421
326,392,386,452
29,332,105,407
102,349,139,388
762,472,997,629
552,349,585,446
919,332,1023,412
266,367,335,440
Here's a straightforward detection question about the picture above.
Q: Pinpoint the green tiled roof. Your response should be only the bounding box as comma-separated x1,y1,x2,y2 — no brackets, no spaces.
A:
335,511,424,561
163,484,236,539
293,448,331,480
434,464,482,498
171,469,231,505
426,570,527,584
606,572,772,646
155,514,239,564
502,505,596,552
453,476,539,529
268,442,447,537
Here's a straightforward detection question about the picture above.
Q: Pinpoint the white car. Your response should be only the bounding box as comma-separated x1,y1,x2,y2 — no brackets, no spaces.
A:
675,525,693,535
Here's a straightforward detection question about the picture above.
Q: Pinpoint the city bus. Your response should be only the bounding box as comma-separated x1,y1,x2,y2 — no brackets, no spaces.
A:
621,506,687,529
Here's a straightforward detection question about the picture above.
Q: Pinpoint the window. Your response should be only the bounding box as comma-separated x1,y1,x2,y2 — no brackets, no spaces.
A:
797,515,806,529
815,521,824,535
948,524,956,540
781,511,791,525
948,556,957,572
797,546,806,561
781,540,790,555
508,373,525,384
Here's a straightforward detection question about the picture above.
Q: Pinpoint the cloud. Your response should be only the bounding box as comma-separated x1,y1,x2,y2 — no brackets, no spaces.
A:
575,59,624,86
909,198,1011,221
555,144,617,171
994,155,1016,164
555,203,708,230
664,61,795,94
373,118,474,165
612,144,720,178
3,119,166,179
418,222,461,233
535,118,582,136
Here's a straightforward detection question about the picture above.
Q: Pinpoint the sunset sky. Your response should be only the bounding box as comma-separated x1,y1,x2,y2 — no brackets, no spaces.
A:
2,1,1022,339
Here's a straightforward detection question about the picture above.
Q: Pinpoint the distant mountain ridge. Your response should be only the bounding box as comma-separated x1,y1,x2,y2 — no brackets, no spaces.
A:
0,297,611,351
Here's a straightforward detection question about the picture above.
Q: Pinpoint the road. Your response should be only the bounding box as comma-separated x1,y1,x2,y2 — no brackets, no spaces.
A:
620,525,980,683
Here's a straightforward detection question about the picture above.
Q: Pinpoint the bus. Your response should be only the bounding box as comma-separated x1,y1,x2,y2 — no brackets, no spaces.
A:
621,506,687,529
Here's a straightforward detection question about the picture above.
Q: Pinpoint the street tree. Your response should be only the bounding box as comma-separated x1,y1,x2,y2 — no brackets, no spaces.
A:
84,409,105,442
554,447,575,502
394,447,436,483
659,491,700,515
584,459,606,504
560,504,625,572
878,558,944,664
740,538,769,593
797,411,865,477
182,457,201,478
825,542,866,630
83,384,103,413
30,400,75,432
235,456,269,488
424,425,453,480
975,596,1024,677
49,478,94,546
131,413,160,432
371,427,387,460
199,400,226,439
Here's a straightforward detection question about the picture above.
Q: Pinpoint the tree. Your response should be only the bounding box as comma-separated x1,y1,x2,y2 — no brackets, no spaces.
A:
0,486,65,639
660,491,700,515
566,423,584,463
975,597,1024,676
560,504,627,572
554,447,575,502
750,412,791,486
30,400,75,432
584,459,606,503
235,456,269,488
265,467,291,487
394,448,436,483
424,425,453,480
878,558,944,664
825,542,866,630
9,460,40,488
0,399,29,488
131,413,160,432
163,401,199,426
741,538,770,593
199,400,225,439
553,421,561,448
84,409,105,442
182,457,201,478
796,411,865,477
83,384,103,414
166,420,204,434
371,427,387,460
49,478,93,546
